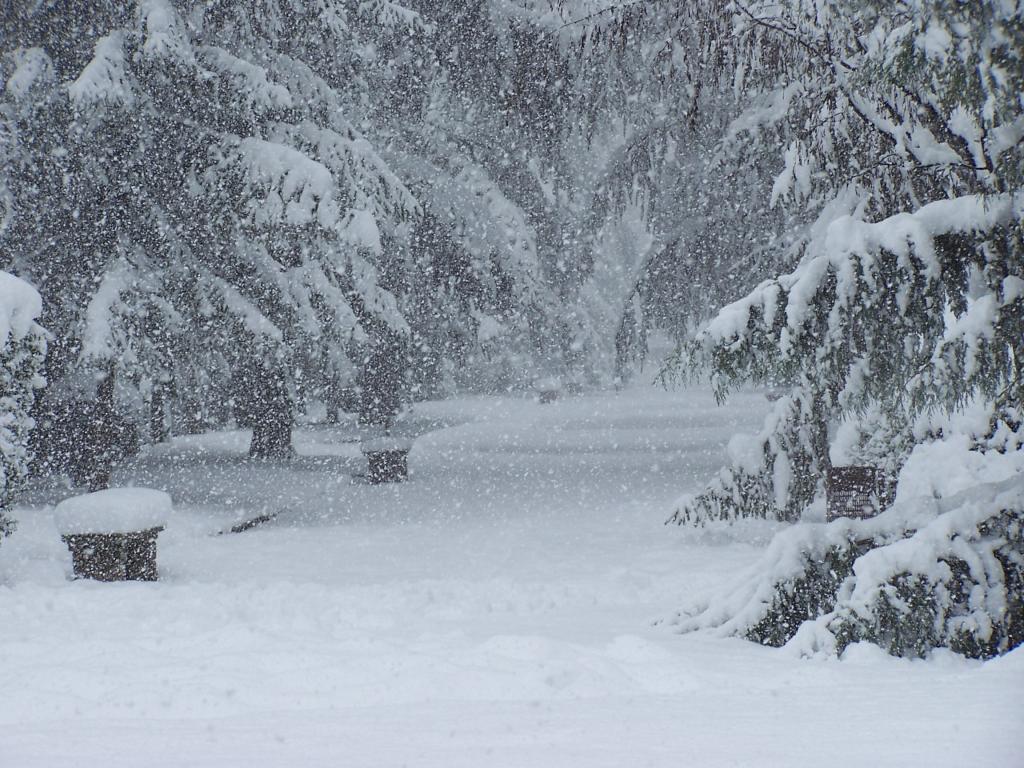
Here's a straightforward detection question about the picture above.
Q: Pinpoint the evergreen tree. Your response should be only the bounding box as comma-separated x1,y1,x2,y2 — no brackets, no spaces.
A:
660,0,1024,524
0,272,46,535
1,0,421,459
560,0,790,375
619,0,1024,657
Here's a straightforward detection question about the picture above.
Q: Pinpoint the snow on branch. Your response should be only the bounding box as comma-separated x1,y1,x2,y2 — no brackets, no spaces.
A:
690,192,1023,409
137,0,196,65
284,121,419,226
3,47,55,99
68,32,135,107
0,272,43,353
80,259,133,364
212,279,284,343
212,136,339,228
357,0,433,34
198,46,293,111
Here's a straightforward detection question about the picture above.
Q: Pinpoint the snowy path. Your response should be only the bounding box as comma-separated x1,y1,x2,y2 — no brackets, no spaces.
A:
1,386,1020,767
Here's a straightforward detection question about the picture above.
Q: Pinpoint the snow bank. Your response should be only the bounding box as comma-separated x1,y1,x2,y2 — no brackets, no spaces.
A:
54,488,172,534
1,387,1018,764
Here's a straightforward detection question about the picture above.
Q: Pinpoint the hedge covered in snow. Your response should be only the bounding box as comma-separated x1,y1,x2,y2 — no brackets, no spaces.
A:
0,272,46,535
672,422,1024,659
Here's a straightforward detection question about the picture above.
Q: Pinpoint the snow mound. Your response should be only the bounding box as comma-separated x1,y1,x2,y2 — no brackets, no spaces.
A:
54,488,172,534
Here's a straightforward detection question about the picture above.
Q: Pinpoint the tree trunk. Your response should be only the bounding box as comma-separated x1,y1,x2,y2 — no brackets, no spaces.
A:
249,413,293,459
86,463,112,492
358,335,405,429
242,364,294,459
77,366,138,491
149,381,170,443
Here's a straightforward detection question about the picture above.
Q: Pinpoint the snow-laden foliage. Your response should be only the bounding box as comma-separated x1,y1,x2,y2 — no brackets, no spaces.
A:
673,434,1024,659
651,0,1024,526
626,0,1024,658
0,272,46,534
558,0,792,364
2,0,604,464
379,0,607,391
562,0,1024,370
2,0,622,461
671,193,1023,524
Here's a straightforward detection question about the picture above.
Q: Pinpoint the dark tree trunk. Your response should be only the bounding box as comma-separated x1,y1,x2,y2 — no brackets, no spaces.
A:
233,360,294,459
179,394,206,435
358,334,405,429
86,464,112,492
249,413,293,459
149,381,170,443
73,367,138,490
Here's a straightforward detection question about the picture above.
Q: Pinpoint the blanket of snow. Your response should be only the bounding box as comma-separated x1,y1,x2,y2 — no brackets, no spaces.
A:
1,382,1020,767
53,488,172,534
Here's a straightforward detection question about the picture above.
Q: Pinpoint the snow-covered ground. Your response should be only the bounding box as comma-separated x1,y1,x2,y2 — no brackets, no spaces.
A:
1,384,1020,767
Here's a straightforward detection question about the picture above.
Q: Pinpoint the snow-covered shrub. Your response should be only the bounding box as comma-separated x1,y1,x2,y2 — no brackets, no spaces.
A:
674,428,1024,659
827,503,1023,659
0,272,46,534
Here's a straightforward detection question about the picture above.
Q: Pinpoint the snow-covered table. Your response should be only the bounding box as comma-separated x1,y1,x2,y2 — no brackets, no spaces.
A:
55,488,171,581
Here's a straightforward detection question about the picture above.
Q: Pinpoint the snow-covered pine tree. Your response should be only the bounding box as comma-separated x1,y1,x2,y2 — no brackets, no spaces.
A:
653,0,1023,657
3,0,607,458
663,0,1024,525
558,0,790,377
2,0,423,458
0,272,46,536
380,0,604,393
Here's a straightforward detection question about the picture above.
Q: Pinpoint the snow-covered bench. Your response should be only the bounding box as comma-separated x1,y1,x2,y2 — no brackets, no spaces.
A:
56,488,171,581
360,437,412,483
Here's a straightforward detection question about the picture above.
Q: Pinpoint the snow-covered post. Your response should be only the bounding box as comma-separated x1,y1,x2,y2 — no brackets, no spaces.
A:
534,376,562,404
826,466,896,522
0,272,47,537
